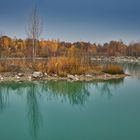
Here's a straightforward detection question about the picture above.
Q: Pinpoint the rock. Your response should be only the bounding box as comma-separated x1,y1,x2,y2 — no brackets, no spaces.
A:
67,74,79,81
67,74,75,79
28,76,32,81
18,73,24,77
0,76,4,80
104,74,107,79
85,74,93,78
52,74,58,77
32,72,43,78
44,73,48,76
15,75,20,79
74,77,79,81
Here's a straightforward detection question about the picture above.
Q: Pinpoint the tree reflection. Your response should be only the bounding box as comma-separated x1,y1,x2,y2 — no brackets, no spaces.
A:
26,83,42,139
0,82,42,139
0,79,125,138
46,81,90,105
0,84,9,112
97,78,124,98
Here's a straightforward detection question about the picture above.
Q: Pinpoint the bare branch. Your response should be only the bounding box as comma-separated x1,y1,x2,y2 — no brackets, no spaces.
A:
27,6,43,62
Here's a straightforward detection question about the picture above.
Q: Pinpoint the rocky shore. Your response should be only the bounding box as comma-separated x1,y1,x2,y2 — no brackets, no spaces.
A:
0,71,128,82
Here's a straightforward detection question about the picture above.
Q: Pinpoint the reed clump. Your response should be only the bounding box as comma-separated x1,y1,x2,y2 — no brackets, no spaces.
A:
102,65,124,75
47,57,92,76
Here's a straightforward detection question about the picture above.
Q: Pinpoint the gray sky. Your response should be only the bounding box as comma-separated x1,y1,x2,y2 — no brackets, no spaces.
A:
0,0,140,44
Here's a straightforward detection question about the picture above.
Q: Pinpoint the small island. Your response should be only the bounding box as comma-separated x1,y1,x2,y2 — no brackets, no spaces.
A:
0,56,127,82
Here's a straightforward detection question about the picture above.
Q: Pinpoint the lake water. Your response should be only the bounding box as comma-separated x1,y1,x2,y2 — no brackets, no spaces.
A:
0,63,140,140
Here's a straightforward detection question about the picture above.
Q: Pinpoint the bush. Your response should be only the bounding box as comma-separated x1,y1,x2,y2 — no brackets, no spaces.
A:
102,65,124,75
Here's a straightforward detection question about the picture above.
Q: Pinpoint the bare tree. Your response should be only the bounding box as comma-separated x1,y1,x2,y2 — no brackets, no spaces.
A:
27,7,43,62
0,32,3,58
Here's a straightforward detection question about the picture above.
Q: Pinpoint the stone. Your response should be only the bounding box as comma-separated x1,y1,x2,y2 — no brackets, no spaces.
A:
0,77,4,80
15,75,20,79
74,77,79,81
67,74,79,81
67,74,75,79
32,72,43,78
52,74,58,77
18,73,24,77
85,74,93,78
28,76,32,81
44,73,48,76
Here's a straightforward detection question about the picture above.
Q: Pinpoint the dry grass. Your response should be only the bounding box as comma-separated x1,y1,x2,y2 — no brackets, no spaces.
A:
102,65,124,75
34,61,48,72
0,63,10,72
0,60,33,72
0,58,124,76
0,59,48,73
47,57,92,76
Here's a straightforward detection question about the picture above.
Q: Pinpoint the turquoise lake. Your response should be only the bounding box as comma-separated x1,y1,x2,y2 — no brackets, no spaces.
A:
0,63,140,140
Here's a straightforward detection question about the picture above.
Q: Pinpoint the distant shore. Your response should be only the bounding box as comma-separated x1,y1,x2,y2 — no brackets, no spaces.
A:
91,56,140,64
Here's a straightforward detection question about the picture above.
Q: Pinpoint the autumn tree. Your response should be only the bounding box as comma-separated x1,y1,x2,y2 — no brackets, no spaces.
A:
127,43,140,57
0,36,12,57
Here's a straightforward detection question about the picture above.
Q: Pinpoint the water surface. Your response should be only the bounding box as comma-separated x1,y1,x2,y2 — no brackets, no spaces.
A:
0,64,140,140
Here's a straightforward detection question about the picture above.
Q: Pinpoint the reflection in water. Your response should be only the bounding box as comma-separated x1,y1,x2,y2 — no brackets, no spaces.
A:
0,84,9,112
98,78,124,98
46,81,90,105
0,79,124,139
26,83,42,139
0,82,42,139
122,63,140,79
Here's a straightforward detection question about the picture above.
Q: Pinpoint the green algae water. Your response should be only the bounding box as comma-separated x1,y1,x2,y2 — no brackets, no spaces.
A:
0,64,140,140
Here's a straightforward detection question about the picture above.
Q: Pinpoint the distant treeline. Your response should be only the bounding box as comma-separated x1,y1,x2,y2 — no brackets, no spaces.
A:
0,35,140,58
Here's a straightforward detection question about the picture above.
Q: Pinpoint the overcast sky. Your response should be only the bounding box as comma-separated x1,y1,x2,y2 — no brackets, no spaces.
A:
0,0,140,43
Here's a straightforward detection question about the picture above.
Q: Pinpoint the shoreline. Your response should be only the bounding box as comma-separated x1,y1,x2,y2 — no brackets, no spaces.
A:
0,72,128,83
